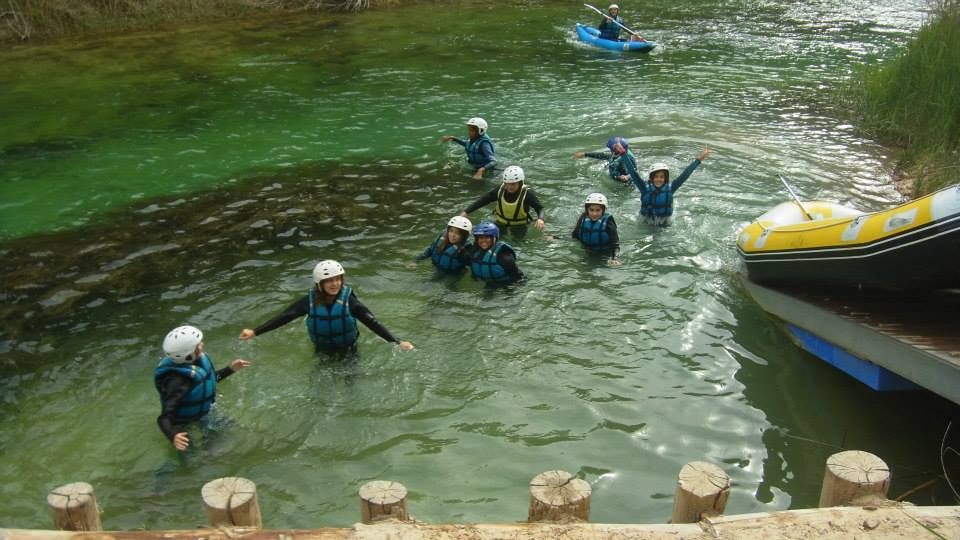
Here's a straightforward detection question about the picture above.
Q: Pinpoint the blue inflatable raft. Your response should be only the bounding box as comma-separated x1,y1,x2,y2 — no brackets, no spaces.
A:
575,23,656,52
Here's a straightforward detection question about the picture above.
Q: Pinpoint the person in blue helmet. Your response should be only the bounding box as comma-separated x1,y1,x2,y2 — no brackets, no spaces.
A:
462,221,525,285
441,117,497,179
574,136,641,185
628,146,712,226
572,193,622,266
413,215,473,273
154,325,251,451
239,260,414,355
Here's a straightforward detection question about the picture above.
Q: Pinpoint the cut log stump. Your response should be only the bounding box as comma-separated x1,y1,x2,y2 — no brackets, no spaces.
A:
47,482,102,531
201,477,262,527
528,470,592,522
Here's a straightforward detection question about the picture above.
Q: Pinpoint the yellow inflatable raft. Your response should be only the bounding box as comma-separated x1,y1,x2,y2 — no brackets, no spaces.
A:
737,183,960,290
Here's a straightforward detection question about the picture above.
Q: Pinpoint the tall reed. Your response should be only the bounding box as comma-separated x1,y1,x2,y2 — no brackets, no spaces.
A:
838,0,960,195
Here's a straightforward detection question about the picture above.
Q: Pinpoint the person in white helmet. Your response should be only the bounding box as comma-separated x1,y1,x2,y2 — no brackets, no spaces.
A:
239,260,414,354
597,4,642,42
459,165,545,237
598,4,624,40
627,146,712,227
413,215,474,273
572,193,622,265
154,325,251,451
440,117,497,179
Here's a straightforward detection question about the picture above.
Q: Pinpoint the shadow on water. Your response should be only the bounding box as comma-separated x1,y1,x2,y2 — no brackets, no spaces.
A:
721,277,960,508
0,161,440,370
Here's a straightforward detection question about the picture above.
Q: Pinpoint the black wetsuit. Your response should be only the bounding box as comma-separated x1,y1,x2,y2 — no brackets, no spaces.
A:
461,185,545,223
571,212,621,259
156,362,236,441
252,290,400,352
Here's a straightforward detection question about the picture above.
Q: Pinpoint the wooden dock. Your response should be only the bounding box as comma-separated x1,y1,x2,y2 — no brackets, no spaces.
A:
4,505,960,540
742,279,960,404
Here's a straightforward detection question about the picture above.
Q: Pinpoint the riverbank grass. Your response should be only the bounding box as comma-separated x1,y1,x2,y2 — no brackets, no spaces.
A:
838,2,960,196
0,1,383,43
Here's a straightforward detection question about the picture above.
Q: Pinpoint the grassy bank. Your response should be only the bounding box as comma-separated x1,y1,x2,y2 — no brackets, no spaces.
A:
0,0,396,44
836,0,960,197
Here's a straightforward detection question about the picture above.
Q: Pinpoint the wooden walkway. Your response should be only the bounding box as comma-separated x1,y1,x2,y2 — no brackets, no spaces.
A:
4,505,960,539
742,280,960,404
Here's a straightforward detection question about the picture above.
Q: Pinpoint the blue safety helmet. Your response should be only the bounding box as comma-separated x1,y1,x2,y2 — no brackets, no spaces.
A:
472,221,500,240
606,136,629,153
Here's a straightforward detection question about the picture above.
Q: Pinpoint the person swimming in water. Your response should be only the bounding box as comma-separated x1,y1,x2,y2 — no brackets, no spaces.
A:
239,260,414,355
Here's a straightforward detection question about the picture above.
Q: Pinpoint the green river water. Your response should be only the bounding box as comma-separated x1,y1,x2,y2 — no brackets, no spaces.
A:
1,0,957,530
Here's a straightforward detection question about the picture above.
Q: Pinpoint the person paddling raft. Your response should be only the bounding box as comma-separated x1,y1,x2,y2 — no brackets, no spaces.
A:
441,117,497,179
594,4,642,42
154,325,251,451
239,260,414,355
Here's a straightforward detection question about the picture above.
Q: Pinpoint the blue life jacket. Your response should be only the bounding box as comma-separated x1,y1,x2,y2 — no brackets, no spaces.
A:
306,285,359,348
599,16,623,40
470,242,514,284
429,235,468,272
608,150,636,181
577,213,612,251
465,135,494,168
640,183,674,218
154,353,217,423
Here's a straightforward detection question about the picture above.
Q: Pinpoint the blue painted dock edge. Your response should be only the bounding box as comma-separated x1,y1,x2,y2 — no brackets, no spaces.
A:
785,324,919,391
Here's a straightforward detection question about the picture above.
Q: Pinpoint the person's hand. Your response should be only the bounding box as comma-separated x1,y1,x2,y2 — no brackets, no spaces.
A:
398,341,414,351
458,211,468,218
574,151,585,159
473,168,485,179
239,329,255,340
172,432,190,451
618,175,629,183
534,218,545,231
231,358,252,371
698,146,712,161
607,258,623,267
440,135,454,143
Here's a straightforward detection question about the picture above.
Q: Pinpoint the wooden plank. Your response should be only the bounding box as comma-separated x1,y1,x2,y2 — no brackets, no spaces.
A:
3,506,960,539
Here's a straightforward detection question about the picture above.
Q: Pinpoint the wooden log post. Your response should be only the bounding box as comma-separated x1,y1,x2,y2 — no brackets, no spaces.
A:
527,470,592,523
359,480,409,523
47,482,102,531
201,477,262,528
670,461,731,524
818,450,890,508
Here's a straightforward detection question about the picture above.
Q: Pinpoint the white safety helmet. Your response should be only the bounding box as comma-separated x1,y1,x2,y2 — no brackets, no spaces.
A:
313,259,345,284
466,117,488,135
647,162,670,181
502,165,525,184
609,4,619,10
163,325,203,364
447,215,473,233
584,193,608,208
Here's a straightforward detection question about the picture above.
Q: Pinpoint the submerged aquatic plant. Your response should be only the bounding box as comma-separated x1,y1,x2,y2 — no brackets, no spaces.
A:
0,161,432,360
